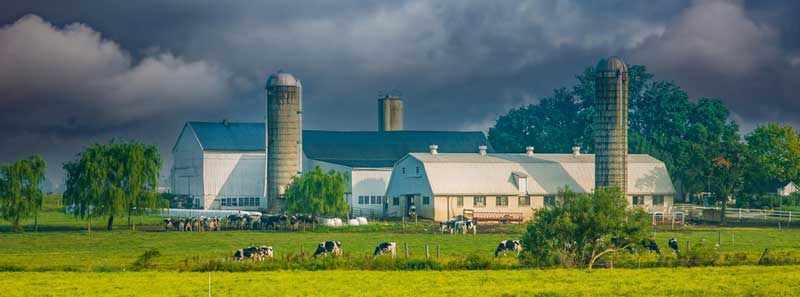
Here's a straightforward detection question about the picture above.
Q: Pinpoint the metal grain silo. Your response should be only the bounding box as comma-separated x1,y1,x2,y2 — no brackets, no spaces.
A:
265,71,302,212
594,56,628,194
377,95,403,131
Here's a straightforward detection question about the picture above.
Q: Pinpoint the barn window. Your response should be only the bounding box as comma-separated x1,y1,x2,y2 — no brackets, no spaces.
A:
423,196,430,205
519,196,530,206
392,197,400,205
544,195,556,206
402,167,406,174
416,166,420,174
456,196,463,207
474,196,486,207
652,195,665,206
496,196,508,207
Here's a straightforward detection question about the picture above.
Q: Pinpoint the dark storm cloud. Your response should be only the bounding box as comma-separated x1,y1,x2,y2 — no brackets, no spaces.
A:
0,0,797,184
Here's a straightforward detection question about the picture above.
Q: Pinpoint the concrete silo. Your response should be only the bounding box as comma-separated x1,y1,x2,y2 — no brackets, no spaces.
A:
377,95,403,131
594,56,628,193
265,71,302,213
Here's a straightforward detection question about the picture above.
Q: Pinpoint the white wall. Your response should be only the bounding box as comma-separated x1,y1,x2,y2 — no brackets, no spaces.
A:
170,125,204,203
385,157,434,218
203,151,266,210
351,168,392,214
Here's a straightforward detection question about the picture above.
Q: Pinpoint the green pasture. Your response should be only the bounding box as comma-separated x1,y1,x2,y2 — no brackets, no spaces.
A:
2,266,799,296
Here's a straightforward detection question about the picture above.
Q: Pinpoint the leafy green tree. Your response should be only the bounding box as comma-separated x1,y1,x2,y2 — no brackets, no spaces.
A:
284,166,348,218
744,124,800,194
0,155,46,232
63,141,162,231
522,186,650,269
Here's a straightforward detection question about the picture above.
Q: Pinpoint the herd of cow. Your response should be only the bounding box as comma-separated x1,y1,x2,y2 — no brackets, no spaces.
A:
439,217,478,234
163,214,317,232
230,237,684,262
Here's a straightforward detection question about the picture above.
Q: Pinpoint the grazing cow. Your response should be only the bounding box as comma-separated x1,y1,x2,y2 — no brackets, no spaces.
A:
314,241,343,258
373,242,397,258
643,239,661,254
233,246,274,261
289,215,299,229
668,238,680,254
495,240,522,257
163,218,173,231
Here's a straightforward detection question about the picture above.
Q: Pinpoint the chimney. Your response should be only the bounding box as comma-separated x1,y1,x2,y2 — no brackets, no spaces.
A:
572,146,581,156
479,145,488,156
526,146,534,156
429,144,439,155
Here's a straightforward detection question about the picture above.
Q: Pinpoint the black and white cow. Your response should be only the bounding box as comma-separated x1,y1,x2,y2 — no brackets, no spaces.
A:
163,218,173,231
233,246,274,261
643,239,661,254
495,240,522,257
313,241,343,258
373,242,397,258
668,238,680,254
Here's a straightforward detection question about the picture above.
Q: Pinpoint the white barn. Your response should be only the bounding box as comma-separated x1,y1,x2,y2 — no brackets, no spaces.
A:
170,121,493,211
385,149,676,222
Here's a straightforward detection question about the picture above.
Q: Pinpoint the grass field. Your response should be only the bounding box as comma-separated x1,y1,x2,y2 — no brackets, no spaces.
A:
1,195,800,271
2,266,799,296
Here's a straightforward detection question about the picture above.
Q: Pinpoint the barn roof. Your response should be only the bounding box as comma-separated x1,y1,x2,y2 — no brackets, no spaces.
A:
184,121,493,167
402,153,675,195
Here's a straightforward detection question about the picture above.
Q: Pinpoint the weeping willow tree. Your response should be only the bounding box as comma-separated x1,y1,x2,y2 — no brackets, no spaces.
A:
63,140,161,231
284,166,348,218
0,155,46,232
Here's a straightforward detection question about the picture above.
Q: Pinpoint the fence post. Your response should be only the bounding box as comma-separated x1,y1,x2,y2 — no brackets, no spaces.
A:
405,242,409,259
425,244,430,259
402,216,405,228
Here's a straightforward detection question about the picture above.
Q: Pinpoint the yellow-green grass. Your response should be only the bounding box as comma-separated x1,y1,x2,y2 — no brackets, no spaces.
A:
1,228,799,271
2,265,799,296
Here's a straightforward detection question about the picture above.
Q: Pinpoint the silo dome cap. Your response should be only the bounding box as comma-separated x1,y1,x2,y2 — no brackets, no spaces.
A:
266,71,300,88
596,56,628,72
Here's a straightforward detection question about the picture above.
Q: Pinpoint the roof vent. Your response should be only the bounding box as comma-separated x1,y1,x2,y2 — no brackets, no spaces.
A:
429,144,439,155
572,146,581,156
479,145,488,156
526,146,534,156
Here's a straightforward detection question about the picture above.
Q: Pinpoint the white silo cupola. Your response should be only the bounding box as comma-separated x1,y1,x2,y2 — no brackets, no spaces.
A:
429,144,439,155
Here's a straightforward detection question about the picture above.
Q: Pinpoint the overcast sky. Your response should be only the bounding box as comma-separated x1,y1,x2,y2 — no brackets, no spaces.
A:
1,0,799,185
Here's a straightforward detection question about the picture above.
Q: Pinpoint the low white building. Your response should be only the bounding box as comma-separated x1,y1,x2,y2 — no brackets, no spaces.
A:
775,181,799,197
385,149,676,222
170,121,493,211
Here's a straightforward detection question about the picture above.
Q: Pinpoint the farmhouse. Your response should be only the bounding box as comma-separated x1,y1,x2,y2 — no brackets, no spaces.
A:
385,146,676,221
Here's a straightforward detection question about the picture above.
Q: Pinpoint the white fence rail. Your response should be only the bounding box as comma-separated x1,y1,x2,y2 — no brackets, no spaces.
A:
156,208,262,218
673,204,797,223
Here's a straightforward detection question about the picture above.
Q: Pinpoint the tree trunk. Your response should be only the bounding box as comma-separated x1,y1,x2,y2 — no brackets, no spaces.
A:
107,215,115,230
128,208,132,228
720,197,727,225
12,217,22,233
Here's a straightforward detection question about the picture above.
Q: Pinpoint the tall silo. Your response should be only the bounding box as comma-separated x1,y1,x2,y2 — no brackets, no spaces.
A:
594,56,629,194
265,71,302,213
377,95,403,131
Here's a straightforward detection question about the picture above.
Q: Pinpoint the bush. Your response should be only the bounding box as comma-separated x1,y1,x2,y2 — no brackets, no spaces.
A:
131,249,161,271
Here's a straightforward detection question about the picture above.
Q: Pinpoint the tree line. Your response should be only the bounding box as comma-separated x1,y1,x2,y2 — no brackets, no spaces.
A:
488,64,800,223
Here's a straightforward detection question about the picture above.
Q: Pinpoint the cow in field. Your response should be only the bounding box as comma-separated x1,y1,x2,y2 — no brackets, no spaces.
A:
668,238,680,254
373,242,397,258
643,239,661,254
233,246,273,261
163,218,173,231
314,241,343,258
495,240,522,257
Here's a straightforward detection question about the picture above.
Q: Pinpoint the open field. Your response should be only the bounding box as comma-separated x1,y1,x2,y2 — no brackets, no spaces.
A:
1,195,800,271
1,227,799,271
2,266,799,296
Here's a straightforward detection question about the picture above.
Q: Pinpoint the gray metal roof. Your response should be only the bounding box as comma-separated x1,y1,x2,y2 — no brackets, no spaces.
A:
185,121,493,167
188,121,264,151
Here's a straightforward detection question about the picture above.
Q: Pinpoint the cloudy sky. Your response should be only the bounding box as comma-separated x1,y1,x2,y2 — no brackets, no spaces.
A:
1,0,799,185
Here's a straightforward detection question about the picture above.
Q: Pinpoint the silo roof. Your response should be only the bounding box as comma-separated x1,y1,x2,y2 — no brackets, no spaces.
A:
265,71,300,88
596,56,628,72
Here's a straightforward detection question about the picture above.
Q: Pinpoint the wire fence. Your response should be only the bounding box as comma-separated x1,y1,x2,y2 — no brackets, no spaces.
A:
673,204,797,225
